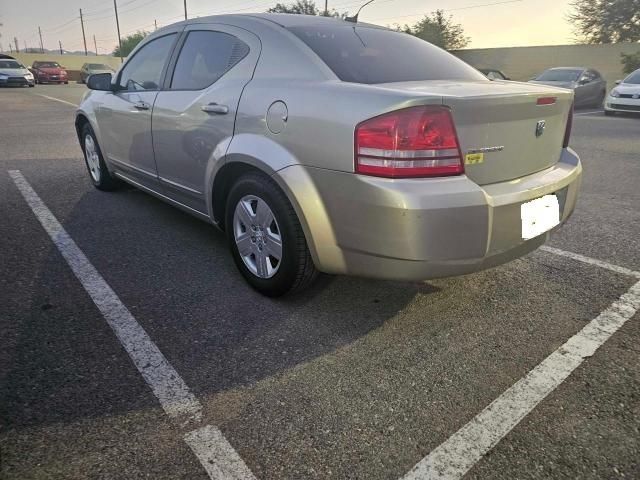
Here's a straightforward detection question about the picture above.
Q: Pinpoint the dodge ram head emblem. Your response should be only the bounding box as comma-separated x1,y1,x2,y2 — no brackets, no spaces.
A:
535,120,546,138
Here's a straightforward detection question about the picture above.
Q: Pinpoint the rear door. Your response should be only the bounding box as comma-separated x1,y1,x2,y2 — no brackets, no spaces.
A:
152,24,260,213
95,31,179,189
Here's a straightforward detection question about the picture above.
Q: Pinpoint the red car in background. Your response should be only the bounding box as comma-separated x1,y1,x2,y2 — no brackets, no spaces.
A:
31,61,69,84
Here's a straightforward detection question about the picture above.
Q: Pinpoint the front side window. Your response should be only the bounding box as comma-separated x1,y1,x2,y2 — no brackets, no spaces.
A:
287,25,487,84
171,31,249,90
119,34,177,91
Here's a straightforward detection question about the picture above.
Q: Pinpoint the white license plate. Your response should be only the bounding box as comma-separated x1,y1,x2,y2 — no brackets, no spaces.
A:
521,194,560,240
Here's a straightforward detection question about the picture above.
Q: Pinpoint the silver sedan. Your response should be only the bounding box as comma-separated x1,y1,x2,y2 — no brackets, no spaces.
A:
76,14,581,296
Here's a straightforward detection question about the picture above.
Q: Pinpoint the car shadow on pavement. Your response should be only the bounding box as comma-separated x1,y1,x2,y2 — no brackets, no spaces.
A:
1,183,438,430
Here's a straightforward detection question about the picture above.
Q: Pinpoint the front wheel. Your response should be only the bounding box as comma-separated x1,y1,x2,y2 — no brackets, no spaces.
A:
81,124,121,191
225,173,318,297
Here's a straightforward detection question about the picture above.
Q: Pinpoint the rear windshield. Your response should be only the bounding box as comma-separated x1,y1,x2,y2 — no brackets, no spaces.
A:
623,71,640,84
287,25,486,84
35,62,61,68
88,64,110,69
535,69,581,82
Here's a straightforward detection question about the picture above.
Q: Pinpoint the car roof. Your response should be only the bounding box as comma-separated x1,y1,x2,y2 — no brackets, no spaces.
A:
545,67,586,71
182,12,385,30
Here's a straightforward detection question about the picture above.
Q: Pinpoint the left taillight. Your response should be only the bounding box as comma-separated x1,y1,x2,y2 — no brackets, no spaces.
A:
563,103,573,148
354,105,464,178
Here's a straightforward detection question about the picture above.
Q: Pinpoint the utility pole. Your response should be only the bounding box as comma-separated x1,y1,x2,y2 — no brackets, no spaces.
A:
59,40,63,55
114,0,123,62
324,0,328,15
154,19,158,30
9,45,13,54
93,34,98,55
38,26,44,53
14,36,19,53
184,0,188,19
79,9,88,55
23,40,27,52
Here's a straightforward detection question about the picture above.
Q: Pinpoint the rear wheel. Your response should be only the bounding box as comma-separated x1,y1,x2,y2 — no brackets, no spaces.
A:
225,173,318,296
81,124,121,191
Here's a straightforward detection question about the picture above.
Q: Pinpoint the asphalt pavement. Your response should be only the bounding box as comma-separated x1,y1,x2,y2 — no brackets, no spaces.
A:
1,84,638,479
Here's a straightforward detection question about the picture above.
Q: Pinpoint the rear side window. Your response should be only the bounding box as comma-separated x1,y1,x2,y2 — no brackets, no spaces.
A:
287,25,486,84
171,31,249,90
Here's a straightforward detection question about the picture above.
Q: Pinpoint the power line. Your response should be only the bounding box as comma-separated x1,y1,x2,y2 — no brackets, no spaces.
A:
367,0,526,22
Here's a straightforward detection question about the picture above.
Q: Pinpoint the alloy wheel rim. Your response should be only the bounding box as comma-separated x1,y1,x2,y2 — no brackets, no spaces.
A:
84,134,101,182
233,195,283,279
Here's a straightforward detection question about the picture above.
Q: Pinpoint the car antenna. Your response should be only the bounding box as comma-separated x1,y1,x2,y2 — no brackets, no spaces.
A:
345,0,375,23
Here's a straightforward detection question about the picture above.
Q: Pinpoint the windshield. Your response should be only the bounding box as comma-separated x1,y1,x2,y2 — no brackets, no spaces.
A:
36,62,61,68
0,60,23,69
622,70,640,84
88,64,110,70
535,69,581,82
287,25,487,84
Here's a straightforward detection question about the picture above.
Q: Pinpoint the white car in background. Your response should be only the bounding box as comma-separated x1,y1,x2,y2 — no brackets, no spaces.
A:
605,69,640,115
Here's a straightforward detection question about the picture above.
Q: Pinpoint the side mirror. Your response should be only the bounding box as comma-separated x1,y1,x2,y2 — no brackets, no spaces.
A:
87,72,114,91
578,78,590,85
615,79,622,85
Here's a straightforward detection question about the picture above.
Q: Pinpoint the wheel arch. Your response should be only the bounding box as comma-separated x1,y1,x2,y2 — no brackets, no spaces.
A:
209,156,341,274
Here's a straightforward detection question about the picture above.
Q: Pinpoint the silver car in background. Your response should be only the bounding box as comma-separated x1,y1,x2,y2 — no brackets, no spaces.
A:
76,14,581,296
0,59,35,87
529,67,607,108
605,69,640,115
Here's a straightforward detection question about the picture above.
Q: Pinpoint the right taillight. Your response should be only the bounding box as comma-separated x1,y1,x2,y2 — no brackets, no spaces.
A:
354,105,464,178
563,103,573,148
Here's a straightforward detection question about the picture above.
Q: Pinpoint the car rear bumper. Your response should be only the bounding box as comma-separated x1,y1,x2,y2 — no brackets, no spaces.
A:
605,98,640,112
276,148,582,280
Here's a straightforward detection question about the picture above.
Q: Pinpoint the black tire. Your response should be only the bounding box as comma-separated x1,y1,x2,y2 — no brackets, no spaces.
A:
225,172,318,297
64,81,69,84
594,91,605,108
80,123,121,191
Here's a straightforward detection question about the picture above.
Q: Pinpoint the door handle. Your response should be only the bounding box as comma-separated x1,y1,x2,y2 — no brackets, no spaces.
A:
134,101,150,110
201,103,229,114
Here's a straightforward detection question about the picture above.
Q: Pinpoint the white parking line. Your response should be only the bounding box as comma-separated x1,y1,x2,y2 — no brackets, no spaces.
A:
574,110,604,116
403,251,640,480
185,426,256,480
36,94,78,107
541,245,640,278
8,170,256,480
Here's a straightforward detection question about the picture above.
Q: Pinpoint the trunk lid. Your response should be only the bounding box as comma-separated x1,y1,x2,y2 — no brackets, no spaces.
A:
377,80,574,185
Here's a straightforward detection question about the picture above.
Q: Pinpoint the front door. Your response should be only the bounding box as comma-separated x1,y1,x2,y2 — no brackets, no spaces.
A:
95,32,178,189
152,25,261,213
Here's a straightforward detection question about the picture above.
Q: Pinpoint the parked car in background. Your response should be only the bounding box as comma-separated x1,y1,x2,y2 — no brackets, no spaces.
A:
31,61,68,84
529,67,606,108
0,59,35,87
605,69,640,116
79,63,115,84
478,68,510,81
76,14,581,296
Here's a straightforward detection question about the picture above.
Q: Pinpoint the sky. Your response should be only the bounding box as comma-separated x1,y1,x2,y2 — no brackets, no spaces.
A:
0,0,577,54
